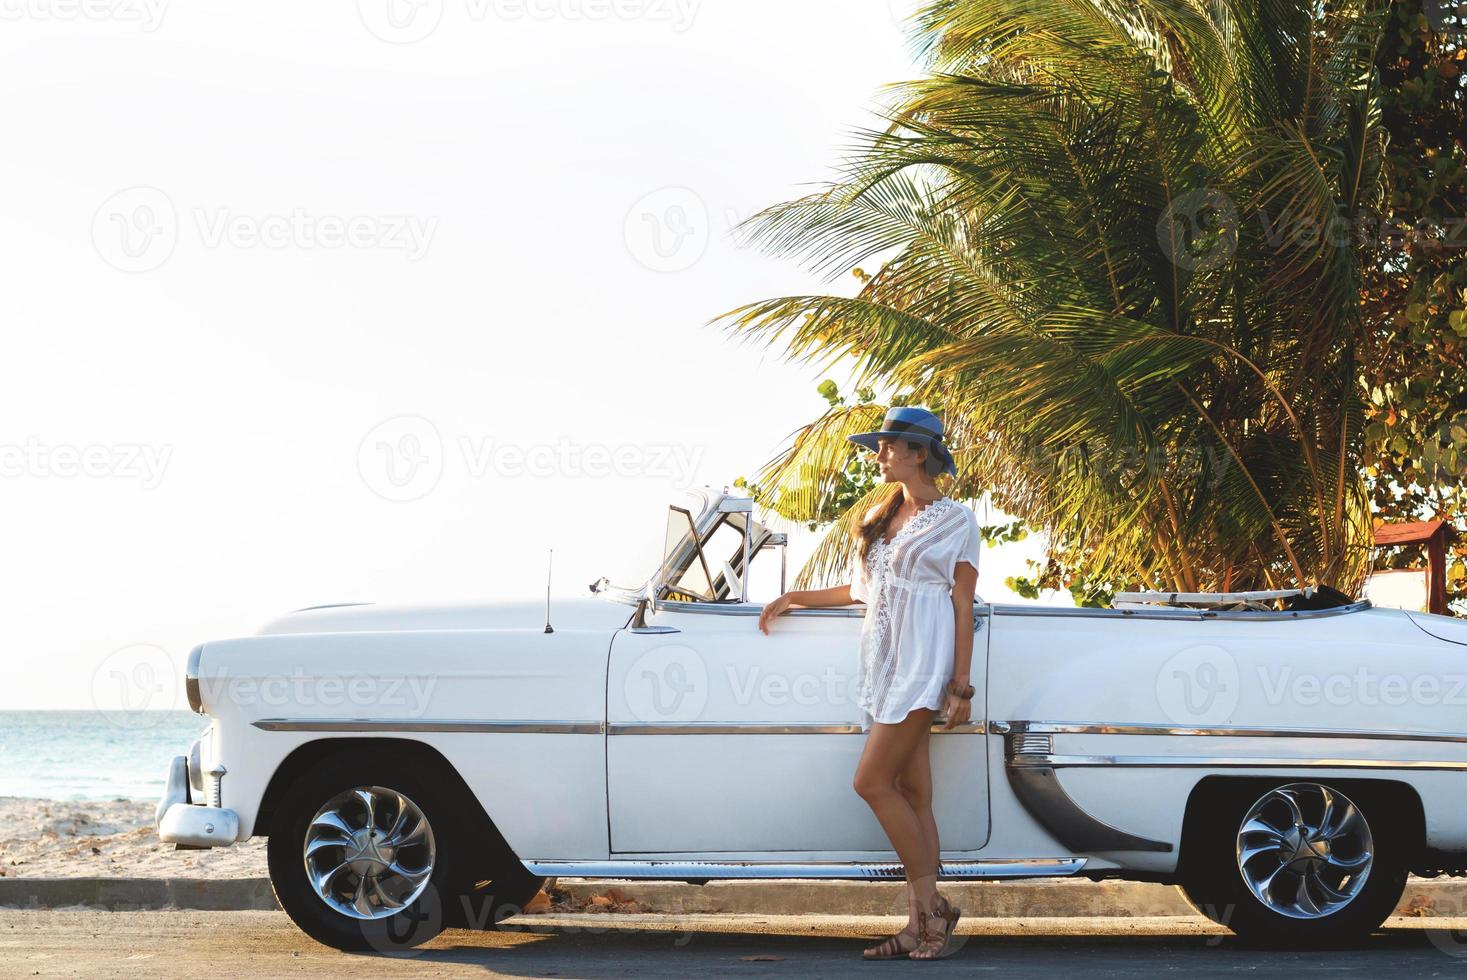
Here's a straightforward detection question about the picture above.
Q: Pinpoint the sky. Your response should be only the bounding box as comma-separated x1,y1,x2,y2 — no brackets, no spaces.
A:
0,0,1066,711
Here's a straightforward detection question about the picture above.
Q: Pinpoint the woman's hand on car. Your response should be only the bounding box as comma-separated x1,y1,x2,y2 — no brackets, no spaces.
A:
942,691,973,729
758,593,794,635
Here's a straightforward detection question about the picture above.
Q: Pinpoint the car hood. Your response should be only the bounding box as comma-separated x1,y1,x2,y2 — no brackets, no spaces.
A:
1406,610,1467,647
258,596,636,635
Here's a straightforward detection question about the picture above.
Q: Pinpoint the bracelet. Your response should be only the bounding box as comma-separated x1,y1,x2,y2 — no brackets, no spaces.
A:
946,679,975,700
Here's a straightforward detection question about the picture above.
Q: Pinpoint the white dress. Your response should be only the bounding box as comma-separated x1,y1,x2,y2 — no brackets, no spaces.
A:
850,496,982,730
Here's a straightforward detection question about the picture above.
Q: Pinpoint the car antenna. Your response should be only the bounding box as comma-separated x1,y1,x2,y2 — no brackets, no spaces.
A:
544,548,555,634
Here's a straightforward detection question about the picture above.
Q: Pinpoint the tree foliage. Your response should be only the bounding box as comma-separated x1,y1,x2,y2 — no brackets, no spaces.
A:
1362,0,1467,608
720,0,1393,598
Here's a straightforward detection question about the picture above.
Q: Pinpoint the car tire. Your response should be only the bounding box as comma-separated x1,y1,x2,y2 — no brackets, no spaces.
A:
267,747,502,951
1179,779,1410,947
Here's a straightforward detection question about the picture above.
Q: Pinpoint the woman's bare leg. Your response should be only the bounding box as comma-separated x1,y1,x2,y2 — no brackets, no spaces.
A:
853,709,944,935
896,729,939,931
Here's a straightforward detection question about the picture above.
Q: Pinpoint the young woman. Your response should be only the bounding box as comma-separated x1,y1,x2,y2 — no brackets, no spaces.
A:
758,406,979,962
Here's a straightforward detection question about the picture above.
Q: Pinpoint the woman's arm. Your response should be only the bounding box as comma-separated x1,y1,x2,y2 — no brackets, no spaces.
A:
757,584,854,635
942,561,980,728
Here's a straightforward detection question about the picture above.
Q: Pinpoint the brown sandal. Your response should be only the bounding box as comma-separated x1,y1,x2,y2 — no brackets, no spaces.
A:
909,894,961,960
862,926,919,959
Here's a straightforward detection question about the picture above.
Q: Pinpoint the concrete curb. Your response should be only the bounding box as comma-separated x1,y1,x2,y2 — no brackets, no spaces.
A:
553,878,1201,917
1,876,1461,916
0,878,280,912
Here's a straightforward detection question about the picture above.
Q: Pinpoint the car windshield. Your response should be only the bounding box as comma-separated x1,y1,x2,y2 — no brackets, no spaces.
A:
662,505,714,599
655,499,778,602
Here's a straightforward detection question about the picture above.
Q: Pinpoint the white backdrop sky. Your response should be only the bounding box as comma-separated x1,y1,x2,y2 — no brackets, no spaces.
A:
0,0,1064,711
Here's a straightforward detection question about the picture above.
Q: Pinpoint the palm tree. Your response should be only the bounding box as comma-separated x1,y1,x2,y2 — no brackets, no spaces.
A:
718,0,1389,598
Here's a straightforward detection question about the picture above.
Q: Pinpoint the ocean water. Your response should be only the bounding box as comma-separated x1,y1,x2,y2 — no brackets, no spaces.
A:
0,711,209,801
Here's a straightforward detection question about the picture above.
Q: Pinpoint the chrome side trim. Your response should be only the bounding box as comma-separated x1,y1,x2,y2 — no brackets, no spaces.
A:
652,599,993,619
654,599,863,618
1006,766,1172,853
252,719,991,735
523,857,1087,880
1010,720,1467,744
607,721,988,735
648,597,1369,621
1010,753,1467,771
992,599,1371,621
252,718,603,734
1011,733,1053,755
1113,587,1323,606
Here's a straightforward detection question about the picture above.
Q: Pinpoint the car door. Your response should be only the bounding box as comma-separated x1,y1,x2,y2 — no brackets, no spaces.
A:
605,602,991,855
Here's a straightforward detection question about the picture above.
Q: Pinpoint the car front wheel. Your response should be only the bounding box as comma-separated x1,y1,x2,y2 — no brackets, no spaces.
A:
1180,780,1410,947
267,750,475,951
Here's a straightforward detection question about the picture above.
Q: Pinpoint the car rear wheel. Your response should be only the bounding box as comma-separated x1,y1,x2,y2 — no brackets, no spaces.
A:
267,748,541,951
1180,780,1410,947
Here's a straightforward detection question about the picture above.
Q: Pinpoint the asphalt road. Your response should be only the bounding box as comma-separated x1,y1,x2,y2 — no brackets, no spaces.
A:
7,910,1467,978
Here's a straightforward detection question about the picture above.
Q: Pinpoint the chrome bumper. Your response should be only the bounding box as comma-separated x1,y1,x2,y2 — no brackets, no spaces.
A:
155,754,239,848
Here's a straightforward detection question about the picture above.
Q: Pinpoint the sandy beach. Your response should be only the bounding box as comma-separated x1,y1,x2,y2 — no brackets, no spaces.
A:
0,797,267,879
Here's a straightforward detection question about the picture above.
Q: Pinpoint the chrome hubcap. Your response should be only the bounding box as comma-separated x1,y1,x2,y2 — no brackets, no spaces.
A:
303,786,436,920
1236,782,1372,919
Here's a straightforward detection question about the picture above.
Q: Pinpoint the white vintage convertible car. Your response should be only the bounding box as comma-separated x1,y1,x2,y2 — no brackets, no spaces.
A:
157,487,1467,950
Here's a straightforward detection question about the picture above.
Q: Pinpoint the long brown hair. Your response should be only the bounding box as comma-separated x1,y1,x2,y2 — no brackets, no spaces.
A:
854,489,906,562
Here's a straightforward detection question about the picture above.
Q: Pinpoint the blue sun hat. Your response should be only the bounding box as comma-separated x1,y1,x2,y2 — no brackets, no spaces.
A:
847,406,958,478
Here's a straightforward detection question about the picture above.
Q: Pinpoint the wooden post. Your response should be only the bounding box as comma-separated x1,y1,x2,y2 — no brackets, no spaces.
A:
1372,519,1449,615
